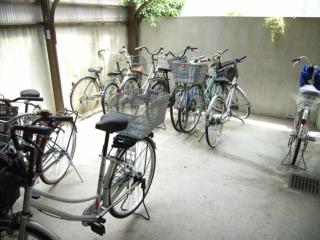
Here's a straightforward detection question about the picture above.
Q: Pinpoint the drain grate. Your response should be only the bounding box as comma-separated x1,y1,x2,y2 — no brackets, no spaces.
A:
289,174,319,194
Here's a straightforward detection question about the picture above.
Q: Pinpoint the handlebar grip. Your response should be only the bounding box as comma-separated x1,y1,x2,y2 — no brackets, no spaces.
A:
50,116,74,122
135,46,144,51
190,47,198,51
97,49,105,55
22,97,43,102
292,57,301,63
10,125,52,150
237,56,247,62
221,48,228,54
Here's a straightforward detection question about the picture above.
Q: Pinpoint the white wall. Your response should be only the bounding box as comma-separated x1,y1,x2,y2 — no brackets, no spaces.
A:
140,17,320,119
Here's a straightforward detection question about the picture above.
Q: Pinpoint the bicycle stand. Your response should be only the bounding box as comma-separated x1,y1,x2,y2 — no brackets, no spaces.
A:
281,141,307,170
133,178,150,221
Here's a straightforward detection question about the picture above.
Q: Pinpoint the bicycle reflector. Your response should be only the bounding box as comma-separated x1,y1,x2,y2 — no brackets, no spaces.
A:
301,118,307,125
71,82,76,88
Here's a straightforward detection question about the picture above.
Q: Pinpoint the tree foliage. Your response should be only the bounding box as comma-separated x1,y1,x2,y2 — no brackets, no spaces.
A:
264,17,285,43
125,0,185,26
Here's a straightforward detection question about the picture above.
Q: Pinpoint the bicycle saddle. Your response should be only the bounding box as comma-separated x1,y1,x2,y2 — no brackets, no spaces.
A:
20,89,40,98
299,85,320,97
214,77,231,85
107,71,121,77
158,67,171,73
95,112,128,133
88,67,103,74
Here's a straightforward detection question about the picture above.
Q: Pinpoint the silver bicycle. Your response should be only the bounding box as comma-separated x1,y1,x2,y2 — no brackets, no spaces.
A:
282,56,320,169
205,56,250,147
0,89,169,239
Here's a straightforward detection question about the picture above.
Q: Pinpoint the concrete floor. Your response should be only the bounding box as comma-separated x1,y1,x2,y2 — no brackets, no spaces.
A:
31,112,320,240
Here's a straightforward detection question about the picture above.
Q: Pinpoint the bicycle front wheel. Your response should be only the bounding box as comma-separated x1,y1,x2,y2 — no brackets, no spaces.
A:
151,79,168,94
103,138,156,218
178,85,203,133
70,77,100,117
205,96,225,148
231,87,250,119
40,121,77,184
101,83,119,114
170,85,184,132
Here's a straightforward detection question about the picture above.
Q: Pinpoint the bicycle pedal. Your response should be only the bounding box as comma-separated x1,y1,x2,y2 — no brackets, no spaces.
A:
307,136,316,141
89,222,105,236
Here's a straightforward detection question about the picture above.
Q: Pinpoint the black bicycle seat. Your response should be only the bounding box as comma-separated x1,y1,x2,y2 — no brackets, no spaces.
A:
214,77,231,85
88,67,103,74
107,71,121,77
20,89,40,98
95,112,128,133
158,67,171,73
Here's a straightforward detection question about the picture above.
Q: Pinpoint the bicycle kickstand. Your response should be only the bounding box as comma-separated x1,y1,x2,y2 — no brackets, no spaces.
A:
133,179,150,221
70,160,84,183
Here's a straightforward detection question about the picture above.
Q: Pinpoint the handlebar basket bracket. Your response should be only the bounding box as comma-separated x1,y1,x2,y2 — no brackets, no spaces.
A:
105,89,170,139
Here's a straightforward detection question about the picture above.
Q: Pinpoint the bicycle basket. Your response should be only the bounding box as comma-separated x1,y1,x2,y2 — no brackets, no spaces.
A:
0,101,18,147
0,152,26,216
128,55,147,74
170,61,208,85
105,89,170,139
167,56,187,70
216,61,236,82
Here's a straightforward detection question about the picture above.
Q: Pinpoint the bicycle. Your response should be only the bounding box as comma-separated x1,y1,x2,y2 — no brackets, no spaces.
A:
204,56,250,147
70,47,142,117
165,46,200,131
0,89,170,239
101,47,146,114
282,56,320,169
170,49,230,133
0,95,79,185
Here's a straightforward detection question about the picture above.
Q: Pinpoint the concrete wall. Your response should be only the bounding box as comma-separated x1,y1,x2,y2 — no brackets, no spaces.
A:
0,23,126,111
140,17,320,119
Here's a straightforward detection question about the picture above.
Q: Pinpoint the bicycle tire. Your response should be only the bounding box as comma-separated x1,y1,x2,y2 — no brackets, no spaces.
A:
291,137,302,166
103,137,156,218
231,87,250,119
151,80,168,95
121,77,140,92
178,85,203,133
40,121,77,185
0,219,57,240
205,96,225,148
101,83,119,114
70,77,100,117
170,85,184,132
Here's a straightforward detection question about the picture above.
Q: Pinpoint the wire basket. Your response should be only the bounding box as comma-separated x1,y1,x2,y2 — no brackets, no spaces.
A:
167,56,188,70
127,55,147,74
106,89,170,139
170,61,208,85
0,102,18,147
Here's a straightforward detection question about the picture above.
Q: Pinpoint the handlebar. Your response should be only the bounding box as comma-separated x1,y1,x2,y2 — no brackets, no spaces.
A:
10,125,52,151
135,46,163,56
165,46,198,59
0,97,43,105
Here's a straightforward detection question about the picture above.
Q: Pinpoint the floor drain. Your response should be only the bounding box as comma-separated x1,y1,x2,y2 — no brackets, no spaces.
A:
289,174,319,194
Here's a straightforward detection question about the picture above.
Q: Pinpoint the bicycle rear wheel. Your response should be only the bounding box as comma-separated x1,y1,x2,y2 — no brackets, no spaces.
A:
151,79,168,95
231,87,250,119
103,138,156,218
40,121,77,184
170,85,184,132
121,77,140,92
70,77,100,117
0,219,57,240
205,96,225,148
101,83,119,114
178,85,203,133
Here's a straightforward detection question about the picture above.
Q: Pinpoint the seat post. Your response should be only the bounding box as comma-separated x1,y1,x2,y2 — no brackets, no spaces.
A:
102,133,110,157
